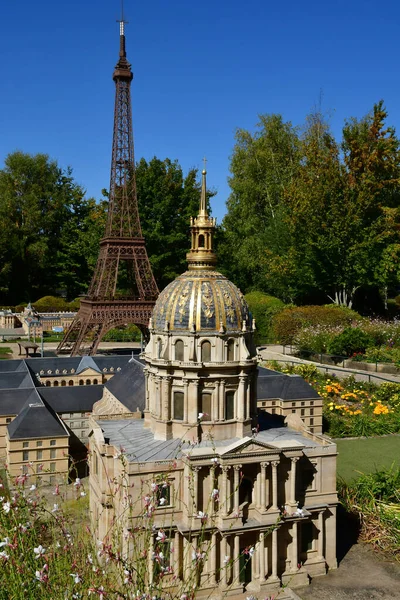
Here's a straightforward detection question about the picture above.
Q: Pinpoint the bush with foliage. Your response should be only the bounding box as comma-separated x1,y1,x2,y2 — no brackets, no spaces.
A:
327,327,372,357
244,291,285,344
272,305,362,344
103,324,142,343
293,325,343,354
32,296,70,313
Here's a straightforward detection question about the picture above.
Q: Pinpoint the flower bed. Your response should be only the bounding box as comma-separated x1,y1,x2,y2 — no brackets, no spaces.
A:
264,362,400,438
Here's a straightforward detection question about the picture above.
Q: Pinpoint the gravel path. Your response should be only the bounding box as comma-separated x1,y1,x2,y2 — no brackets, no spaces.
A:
296,544,400,600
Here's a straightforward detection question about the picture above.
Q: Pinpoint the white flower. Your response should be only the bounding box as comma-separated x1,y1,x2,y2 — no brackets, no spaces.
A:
0,537,9,548
198,412,204,419
248,546,255,557
211,488,219,499
0,497,4,503
156,530,166,542
87,554,93,564
35,570,42,581
52,504,59,513
159,497,167,506
196,510,207,522
151,482,158,492
80,491,86,497
223,555,230,564
2,502,10,514
34,544,46,558
70,573,81,584
0,551,9,561
30,484,36,491
74,478,81,487
210,457,218,464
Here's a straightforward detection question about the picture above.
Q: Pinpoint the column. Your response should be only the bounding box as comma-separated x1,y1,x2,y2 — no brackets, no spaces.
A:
214,381,220,421
317,511,324,560
174,530,180,578
237,376,246,420
211,532,217,584
144,370,150,411
183,379,189,423
252,538,259,581
233,534,240,585
219,380,226,420
221,466,231,516
259,531,265,581
271,461,279,510
260,462,269,511
289,457,300,508
246,381,251,420
192,466,201,513
148,534,154,585
233,465,242,512
162,376,171,421
271,527,278,580
188,380,199,423
291,521,298,572
221,535,227,586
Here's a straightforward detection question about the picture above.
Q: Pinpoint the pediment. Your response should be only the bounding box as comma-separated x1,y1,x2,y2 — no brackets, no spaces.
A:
76,367,100,377
220,437,278,457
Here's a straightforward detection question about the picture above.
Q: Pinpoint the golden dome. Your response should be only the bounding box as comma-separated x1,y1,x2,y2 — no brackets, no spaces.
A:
152,269,249,333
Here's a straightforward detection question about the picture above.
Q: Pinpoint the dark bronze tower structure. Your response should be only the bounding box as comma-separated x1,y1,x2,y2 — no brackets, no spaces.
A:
57,19,158,356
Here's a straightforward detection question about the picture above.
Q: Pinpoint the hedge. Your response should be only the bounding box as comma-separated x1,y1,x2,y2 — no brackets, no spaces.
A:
244,292,285,344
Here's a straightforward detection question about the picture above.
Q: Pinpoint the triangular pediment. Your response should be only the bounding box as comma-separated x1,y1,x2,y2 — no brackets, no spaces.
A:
76,367,100,377
220,437,279,456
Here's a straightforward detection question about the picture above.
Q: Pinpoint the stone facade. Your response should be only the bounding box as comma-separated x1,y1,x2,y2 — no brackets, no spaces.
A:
89,170,338,596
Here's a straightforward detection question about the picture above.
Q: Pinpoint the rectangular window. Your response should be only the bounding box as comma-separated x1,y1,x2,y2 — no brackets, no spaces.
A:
271,408,276,414
310,408,314,416
301,522,314,553
50,462,56,472
50,475,56,485
36,464,41,474
200,393,212,420
81,421,86,428
22,464,28,474
6,418,11,424
310,401,314,406
36,441,42,447
292,402,296,407
50,449,56,459
301,401,305,406
310,418,314,426
23,442,29,448
157,484,171,507
37,450,43,460
225,391,235,420
22,451,29,461
50,440,56,446
262,401,266,406
173,392,184,420
292,409,296,413
272,400,276,406
81,431,85,438
301,408,305,416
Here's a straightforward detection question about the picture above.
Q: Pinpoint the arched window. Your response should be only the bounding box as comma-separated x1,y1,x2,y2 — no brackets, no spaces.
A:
86,379,91,385
68,380,74,386
198,234,205,248
225,391,235,420
174,392,184,421
79,380,84,386
201,340,211,362
53,381,59,387
45,381,51,387
174,340,184,361
93,379,98,385
200,393,212,420
61,380,66,387
227,339,235,361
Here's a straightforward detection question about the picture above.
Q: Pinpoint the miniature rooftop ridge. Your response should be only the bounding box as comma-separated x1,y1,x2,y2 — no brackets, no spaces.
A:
75,355,102,375
7,389,68,440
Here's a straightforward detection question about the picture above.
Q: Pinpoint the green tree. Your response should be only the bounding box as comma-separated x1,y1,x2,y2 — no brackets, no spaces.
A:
135,157,213,290
219,114,300,294
0,152,102,304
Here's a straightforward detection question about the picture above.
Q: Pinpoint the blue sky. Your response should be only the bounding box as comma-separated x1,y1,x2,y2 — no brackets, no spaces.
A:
0,0,399,222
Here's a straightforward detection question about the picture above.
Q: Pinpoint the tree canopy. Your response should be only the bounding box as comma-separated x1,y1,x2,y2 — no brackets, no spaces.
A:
219,102,400,310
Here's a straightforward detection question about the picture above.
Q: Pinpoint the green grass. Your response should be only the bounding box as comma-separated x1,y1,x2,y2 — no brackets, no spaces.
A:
336,435,400,482
0,347,12,354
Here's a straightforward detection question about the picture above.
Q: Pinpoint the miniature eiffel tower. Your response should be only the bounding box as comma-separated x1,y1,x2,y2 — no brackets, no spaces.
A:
57,18,158,356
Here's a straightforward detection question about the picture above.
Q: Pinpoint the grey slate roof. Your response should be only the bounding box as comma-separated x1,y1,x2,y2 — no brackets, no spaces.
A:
257,368,320,400
104,357,145,412
98,417,322,464
0,371,34,389
0,388,37,416
41,385,104,413
76,356,102,375
0,360,29,374
7,390,68,440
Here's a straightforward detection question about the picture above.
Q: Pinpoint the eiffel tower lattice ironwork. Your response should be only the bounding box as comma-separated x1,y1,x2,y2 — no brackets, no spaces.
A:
57,19,158,356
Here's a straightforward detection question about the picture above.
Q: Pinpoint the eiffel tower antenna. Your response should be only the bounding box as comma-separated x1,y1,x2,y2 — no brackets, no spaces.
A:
57,12,158,356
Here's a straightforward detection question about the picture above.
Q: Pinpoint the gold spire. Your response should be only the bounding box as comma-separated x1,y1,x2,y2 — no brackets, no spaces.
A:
186,161,217,270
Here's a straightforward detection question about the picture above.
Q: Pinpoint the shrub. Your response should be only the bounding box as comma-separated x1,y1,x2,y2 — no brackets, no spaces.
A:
328,327,372,357
293,325,343,354
103,324,141,342
272,305,362,344
244,292,285,344
33,296,70,313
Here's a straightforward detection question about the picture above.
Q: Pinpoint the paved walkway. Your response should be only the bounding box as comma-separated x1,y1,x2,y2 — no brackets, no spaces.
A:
258,345,400,386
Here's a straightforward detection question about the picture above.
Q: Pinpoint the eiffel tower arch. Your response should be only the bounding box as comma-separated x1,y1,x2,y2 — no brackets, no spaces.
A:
57,19,158,356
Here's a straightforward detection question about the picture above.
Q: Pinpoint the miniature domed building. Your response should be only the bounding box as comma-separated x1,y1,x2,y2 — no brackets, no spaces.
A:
143,169,258,441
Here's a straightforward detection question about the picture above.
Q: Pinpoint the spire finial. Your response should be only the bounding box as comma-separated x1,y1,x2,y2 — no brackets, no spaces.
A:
119,0,128,35
200,158,207,216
